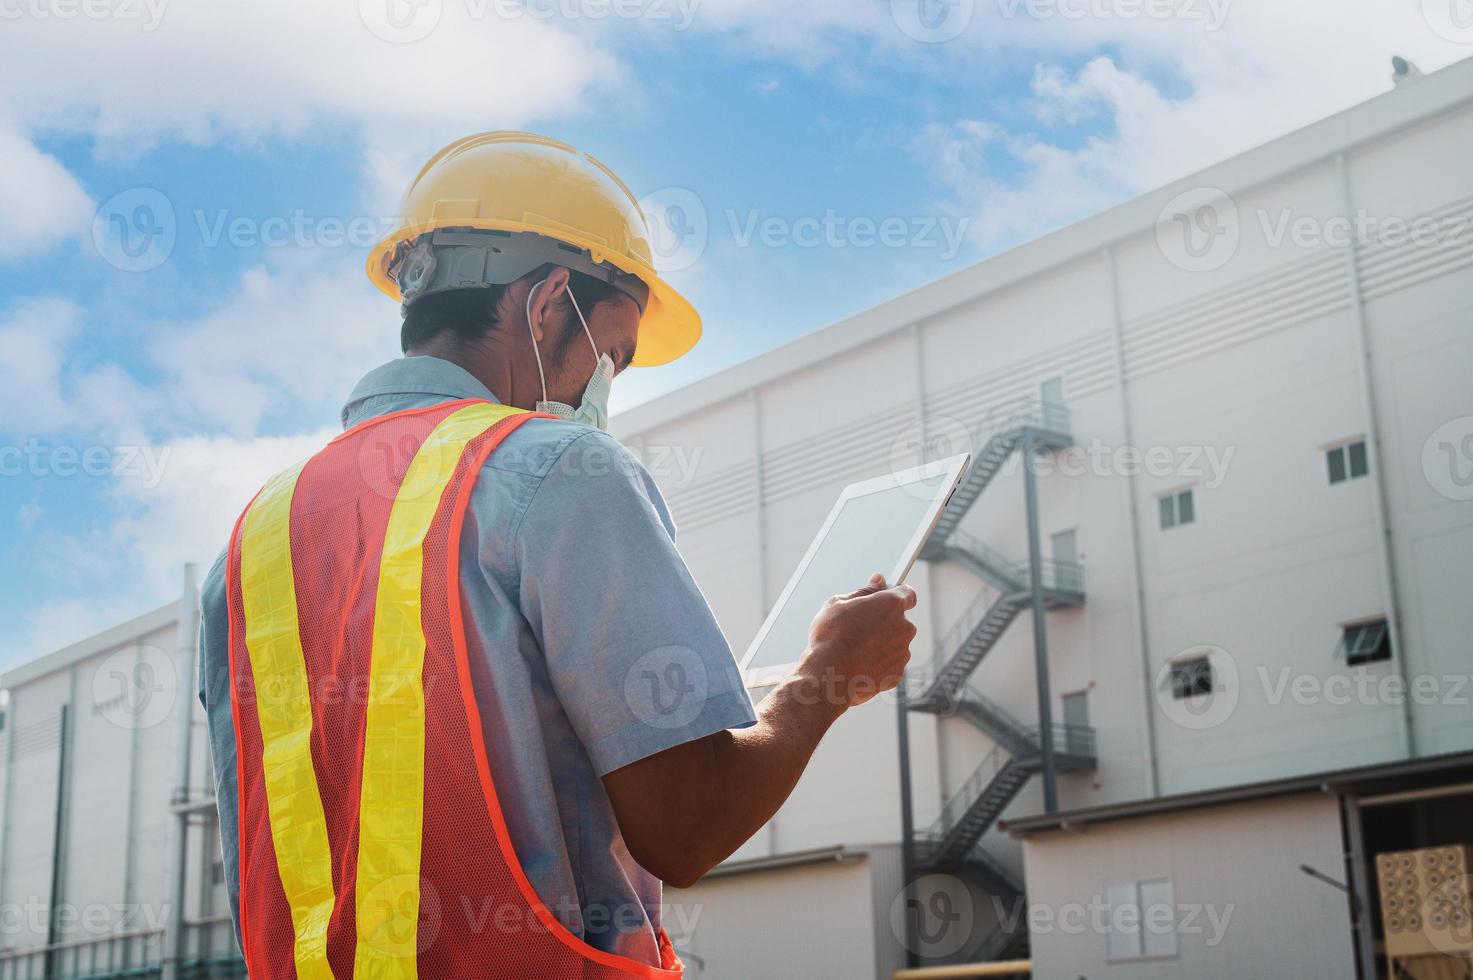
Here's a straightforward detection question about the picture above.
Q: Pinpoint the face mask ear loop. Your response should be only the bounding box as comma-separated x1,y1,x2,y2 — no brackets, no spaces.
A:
525,278,552,407
563,283,601,363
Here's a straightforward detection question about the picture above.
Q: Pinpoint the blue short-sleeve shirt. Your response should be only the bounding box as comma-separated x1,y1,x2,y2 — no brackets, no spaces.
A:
198,355,757,966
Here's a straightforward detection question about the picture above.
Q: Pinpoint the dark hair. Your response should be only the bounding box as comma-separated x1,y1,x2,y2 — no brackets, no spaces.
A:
400,266,625,354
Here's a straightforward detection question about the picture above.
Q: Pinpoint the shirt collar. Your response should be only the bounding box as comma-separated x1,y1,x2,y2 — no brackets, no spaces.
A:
340,356,500,429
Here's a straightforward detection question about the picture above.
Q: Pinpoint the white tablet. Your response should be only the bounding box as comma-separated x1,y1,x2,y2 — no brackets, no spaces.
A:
740,453,971,680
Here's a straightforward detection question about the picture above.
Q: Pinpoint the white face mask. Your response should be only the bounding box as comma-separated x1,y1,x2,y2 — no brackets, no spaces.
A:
525,277,616,431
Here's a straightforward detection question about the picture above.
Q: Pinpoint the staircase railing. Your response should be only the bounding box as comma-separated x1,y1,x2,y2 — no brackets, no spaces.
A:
950,686,1036,756
926,744,1011,845
907,582,1010,696
1025,722,1097,763
969,397,1072,444
946,529,1085,597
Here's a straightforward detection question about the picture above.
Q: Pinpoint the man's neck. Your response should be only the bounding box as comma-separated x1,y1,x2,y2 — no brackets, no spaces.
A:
406,337,518,408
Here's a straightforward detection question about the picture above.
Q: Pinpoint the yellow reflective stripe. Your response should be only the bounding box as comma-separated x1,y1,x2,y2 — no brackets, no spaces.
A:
239,461,337,980
355,402,524,977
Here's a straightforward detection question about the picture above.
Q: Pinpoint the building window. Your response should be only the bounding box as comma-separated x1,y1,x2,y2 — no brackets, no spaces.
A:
1170,656,1213,699
1327,439,1369,484
1158,488,1195,530
1339,619,1392,666
1105,878,1179,961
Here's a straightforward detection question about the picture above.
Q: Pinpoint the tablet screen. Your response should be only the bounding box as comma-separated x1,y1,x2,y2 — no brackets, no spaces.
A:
744,470,953,673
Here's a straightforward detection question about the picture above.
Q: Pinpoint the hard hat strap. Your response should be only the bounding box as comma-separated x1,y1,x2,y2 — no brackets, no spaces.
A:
390,228,650,315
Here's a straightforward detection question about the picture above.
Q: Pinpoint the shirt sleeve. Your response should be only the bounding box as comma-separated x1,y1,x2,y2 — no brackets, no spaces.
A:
514,429,757,777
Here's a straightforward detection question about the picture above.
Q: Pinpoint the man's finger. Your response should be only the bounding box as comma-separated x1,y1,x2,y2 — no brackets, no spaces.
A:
891,584,918,610
836,573,887,601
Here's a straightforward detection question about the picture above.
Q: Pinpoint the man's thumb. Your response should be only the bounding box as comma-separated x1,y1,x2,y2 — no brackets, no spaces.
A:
837,573,887,601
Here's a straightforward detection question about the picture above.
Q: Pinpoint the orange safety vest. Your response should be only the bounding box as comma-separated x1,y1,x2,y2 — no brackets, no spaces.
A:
224,398,684,979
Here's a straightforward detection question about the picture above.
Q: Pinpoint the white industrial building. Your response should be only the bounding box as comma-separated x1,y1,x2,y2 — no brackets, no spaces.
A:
2,55,1472,980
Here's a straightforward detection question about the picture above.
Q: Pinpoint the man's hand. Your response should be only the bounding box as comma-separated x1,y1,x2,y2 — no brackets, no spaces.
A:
603,572,920,888
796,573,918,712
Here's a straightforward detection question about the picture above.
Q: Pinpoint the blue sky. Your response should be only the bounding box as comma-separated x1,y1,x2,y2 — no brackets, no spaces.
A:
0,0,1468,669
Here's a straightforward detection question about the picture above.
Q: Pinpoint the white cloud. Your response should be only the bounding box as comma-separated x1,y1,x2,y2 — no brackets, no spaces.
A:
0,297,81,430
3,426,333,666
149,252,401,436
0,120,94,259
0,0,627,261
916,2,1473,249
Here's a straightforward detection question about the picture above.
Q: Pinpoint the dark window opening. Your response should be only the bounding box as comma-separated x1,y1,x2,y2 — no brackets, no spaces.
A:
1171,656,1214,699
1341,619,1392,666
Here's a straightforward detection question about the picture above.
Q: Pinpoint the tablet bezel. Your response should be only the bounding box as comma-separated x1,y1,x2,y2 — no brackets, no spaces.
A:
739,452,971,686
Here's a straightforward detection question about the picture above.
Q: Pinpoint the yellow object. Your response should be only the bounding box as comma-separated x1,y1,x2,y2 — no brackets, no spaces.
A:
367,131,701,367
355,401,527,974
238,462,337,980
892,961,1031,979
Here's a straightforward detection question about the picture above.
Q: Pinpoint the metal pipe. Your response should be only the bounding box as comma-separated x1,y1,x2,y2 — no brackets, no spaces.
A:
893,959,1031,978
897,320,928,970
897,680,919,969
1335,151,1414,760
1341,794,1378,980
0,687,17,917
1022,430,1057,813
46,702,73,979
1359,781,1473,808
122,645,144,915
1103,244,1160,799
161,563,201,980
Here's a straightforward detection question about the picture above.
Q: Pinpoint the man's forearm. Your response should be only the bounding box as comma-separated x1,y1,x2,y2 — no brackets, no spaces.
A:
605,668,847,888
697,672,846,867
603,577,916,888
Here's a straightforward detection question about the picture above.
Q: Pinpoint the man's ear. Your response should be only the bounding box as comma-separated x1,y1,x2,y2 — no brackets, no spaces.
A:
526,266,572,344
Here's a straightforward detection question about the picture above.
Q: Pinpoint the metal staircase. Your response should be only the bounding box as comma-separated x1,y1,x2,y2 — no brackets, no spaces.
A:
913,725,1096,871
908,531,1084,709
927,401,1072,544
898,394,1097,969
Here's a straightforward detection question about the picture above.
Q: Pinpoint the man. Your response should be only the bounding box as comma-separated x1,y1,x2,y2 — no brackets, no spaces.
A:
200,132,917,977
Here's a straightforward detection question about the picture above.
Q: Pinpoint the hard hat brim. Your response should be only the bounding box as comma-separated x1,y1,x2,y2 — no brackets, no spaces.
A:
367,219,700,368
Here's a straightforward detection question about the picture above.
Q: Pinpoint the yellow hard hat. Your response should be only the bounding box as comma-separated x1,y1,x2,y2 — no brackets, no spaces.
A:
366,131,700,367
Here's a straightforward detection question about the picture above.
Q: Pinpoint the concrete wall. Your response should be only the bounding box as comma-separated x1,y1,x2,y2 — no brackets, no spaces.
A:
0,607,226,955
674,855,881,980
1020,793,1358,979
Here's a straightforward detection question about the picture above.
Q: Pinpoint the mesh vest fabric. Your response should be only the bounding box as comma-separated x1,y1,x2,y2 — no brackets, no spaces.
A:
225,398,684,979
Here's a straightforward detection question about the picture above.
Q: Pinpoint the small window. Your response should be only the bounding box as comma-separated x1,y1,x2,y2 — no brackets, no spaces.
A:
1158,489,1195,530
1105,878,1178,961
1327,439,1369,485
1339,619,1391,666
1170,656,1213,699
